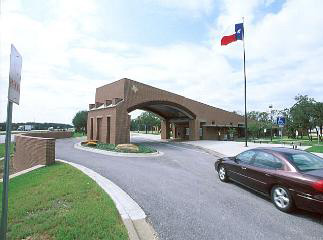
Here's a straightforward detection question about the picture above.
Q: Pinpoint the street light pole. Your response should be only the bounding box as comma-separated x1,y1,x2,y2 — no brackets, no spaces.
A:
269,105,273,142
242,17,248,147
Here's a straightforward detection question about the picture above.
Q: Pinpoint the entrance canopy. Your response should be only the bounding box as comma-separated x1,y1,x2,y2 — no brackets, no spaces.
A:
88,78,245,145
128,101,196,122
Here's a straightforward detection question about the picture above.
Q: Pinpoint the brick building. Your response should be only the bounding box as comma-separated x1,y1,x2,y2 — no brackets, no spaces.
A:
87,78,246,145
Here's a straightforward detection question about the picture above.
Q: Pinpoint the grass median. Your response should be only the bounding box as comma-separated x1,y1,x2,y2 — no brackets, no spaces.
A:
0,162,128,240
84,142,157,154
306,145,323,153
0,143,14,158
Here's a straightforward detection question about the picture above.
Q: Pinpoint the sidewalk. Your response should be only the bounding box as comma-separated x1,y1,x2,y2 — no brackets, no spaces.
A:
130,133,323,159
184,140,310,157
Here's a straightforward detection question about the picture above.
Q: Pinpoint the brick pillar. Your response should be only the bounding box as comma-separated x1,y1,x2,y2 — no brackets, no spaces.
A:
13,135,56,172
171,123,176,139
87,116,92,141
114,108,130,145
189,119,200,141
161,120,170,139
126,114,131,143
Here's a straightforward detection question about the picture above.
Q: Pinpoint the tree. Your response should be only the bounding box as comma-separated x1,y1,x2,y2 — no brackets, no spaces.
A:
247,111,272,138
290,95,316,140
131,112,161,133
313,101,323,141
72,111,88,133
227,128,237,140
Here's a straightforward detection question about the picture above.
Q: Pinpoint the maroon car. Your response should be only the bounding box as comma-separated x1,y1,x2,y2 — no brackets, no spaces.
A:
214,147,323,214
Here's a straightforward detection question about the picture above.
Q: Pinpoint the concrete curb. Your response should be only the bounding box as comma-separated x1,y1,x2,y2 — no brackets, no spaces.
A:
57,159,158,240
0,165,45,182
74,142,164,158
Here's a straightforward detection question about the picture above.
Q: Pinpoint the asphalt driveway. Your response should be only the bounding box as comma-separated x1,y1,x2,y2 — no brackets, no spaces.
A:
56,135,323,240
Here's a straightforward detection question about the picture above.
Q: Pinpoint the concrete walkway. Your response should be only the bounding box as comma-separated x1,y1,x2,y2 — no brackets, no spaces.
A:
131,133,323,158
184,140,310,157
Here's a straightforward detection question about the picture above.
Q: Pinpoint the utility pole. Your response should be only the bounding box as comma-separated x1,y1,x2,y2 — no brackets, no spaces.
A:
269,104,273,142
242,17,248,147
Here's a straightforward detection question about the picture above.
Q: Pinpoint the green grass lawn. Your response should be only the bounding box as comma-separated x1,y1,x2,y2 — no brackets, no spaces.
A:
72,132,86,138
236,137,322,147
0,163,128,240
0,143,14,158
306,145,323,153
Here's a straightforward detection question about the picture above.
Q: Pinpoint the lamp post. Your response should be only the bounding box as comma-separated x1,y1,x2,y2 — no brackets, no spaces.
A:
269,105,273,142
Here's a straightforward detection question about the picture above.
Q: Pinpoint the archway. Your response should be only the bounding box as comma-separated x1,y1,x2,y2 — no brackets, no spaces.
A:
128,100,197,141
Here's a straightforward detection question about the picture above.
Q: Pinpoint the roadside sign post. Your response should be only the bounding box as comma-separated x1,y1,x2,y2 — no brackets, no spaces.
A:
0,44,22,240
277,117,286,145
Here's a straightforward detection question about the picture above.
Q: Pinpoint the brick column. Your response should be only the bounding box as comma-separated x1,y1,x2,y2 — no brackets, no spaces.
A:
13,135,55,172
171,123,176,139
114,107,130,145
161,120,170,139
189,119,200,141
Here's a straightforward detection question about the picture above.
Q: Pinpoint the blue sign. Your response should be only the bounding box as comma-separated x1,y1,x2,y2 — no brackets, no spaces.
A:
276,116,286,125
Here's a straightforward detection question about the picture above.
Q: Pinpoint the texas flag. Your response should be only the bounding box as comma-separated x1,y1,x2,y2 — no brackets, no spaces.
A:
221,23,244,46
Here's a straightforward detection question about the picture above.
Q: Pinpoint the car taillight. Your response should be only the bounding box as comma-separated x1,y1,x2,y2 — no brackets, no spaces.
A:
312,180,323,192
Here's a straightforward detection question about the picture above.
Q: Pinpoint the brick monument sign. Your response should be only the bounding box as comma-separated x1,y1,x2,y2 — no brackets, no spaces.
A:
88,78,245,145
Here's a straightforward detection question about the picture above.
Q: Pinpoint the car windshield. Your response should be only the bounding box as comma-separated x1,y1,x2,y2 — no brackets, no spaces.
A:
286,152,323,172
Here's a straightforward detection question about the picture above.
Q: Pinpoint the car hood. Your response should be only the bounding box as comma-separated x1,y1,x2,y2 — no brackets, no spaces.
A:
218,157,234,162
305,169,323,179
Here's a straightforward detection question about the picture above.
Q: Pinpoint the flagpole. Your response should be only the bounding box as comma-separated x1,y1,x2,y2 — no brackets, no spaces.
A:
242,17,248,147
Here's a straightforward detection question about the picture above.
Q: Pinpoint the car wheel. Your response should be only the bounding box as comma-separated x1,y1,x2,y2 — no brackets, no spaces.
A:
271,185,294,213
218,165,229,182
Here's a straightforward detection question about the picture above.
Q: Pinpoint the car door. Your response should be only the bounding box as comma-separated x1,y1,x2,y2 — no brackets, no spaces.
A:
246,151,284,194
228,150,256,185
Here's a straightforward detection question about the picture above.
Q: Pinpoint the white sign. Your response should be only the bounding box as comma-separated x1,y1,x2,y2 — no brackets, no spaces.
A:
264,129,267,133
8,44,22,105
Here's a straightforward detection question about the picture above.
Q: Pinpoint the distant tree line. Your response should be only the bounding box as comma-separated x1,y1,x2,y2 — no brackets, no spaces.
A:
131,112,161,133
247,95,323,141
0,122,73,131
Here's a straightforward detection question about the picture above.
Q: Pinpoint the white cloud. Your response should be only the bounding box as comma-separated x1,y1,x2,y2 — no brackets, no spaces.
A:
0,0,100,123
148,0,214,16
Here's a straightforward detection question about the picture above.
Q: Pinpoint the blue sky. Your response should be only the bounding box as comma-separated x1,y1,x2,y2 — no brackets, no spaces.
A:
0,0,322,124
